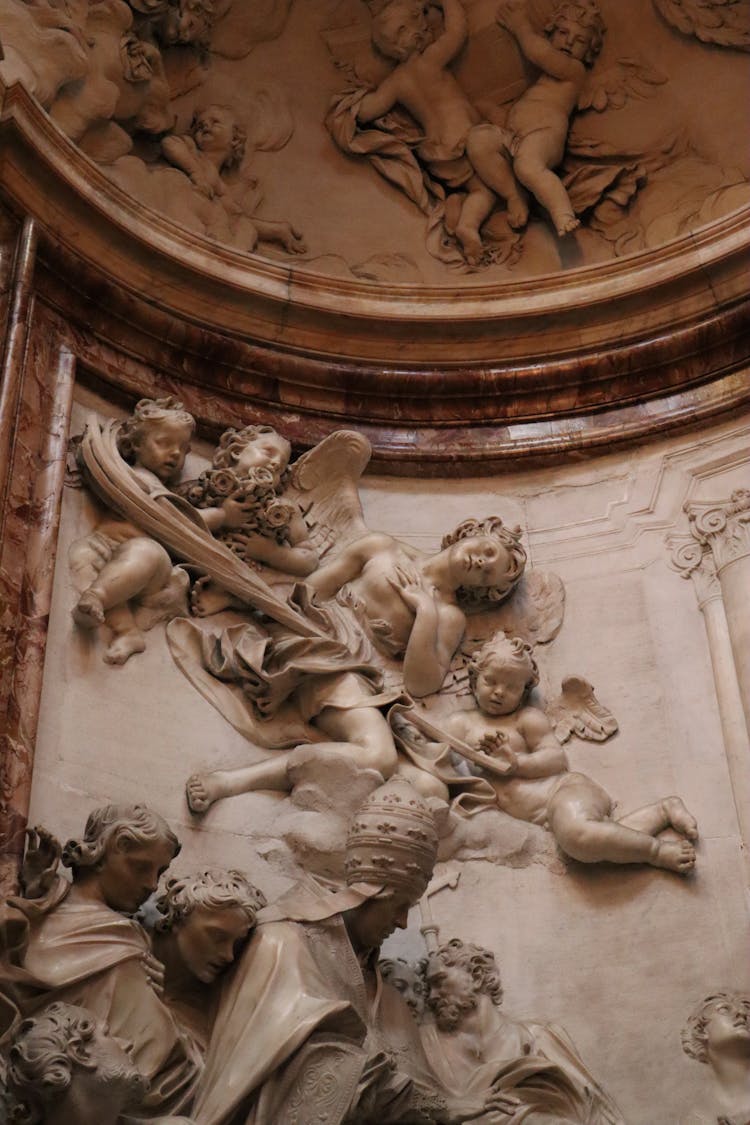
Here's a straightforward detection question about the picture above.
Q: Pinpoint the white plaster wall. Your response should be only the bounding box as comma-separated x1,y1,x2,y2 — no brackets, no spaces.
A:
30,394,750,1123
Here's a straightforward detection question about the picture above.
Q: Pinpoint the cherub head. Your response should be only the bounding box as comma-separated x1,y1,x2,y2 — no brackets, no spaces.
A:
117,397,195,486
440,517,526,611
157,0,216,47
212,424,291,488
681,991,750,1065
371,0,430,61
380,956,428,1019
545,0,604,66
62,804,181,915
467,632,539,716
152,868,267,983
425,938,503,1032
190,105,247,171
6,1002,147,1123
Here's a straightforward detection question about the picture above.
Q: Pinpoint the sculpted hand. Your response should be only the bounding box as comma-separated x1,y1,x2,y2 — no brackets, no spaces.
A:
221,496,257,529
445,1089,521,1122
477,730,517,769
21,827,62,898
387,564,434,613
497,0,528,33
141,952,166,996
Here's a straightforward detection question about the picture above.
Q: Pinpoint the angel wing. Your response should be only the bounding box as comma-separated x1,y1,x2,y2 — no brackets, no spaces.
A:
484,568,565,645
545,675,619,743
209,0,294,60
78,415,325,639
286,430,372,561
652,0,750,50
578,57,668,113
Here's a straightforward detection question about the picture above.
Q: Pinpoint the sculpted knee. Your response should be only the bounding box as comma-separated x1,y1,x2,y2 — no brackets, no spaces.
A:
359,741,399,779
465,122,507,161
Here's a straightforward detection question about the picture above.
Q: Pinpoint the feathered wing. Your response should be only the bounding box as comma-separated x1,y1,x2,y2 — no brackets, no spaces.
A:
578,56,668,113
652,0,750,50
545,676,619,744
286,429,373,561
78,415,324,639
484,569,566,646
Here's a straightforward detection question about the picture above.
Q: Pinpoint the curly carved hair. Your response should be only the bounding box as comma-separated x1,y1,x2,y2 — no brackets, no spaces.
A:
7,1003,98,1114
467,632,539,698
190,105,247,171
441,517,526,611
211,424,291,485
681,991,750,1063
117,397,195,468
153,867,267,932
546,0,605,65
429,938,504,1006
61,804,180,874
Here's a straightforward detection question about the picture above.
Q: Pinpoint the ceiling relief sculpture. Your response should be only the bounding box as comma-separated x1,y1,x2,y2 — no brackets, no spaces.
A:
0,0,748,284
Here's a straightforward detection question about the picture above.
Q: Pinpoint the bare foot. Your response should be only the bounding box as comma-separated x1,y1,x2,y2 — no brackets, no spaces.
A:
456,225,483,266
555,213,580,236
653,838,696,874
104,630,146,665
662,796,699,841
186,771,227,814
73,590,105,628
190,577,233,618
507,193,529,229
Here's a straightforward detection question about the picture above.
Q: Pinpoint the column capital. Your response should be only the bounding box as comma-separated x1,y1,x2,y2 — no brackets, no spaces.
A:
685,489,750,574
669,535,722,609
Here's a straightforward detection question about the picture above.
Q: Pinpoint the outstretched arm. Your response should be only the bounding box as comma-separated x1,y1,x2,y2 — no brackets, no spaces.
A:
423,0,469,68
498,0,583,81
358,71,404,123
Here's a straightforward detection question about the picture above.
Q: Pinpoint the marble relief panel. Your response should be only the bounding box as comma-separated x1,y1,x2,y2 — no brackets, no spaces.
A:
1,383,746,1123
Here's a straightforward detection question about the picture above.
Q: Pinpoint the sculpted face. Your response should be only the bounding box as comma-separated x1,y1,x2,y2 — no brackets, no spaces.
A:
86,1023,148,1107
233,432,291,484
373,2,429,61
473,654,529,716
348,891,413,951
96,838,176,914
550,17,594,60
383,961,425,1018
426,958,477,1031
159,0,213,44
175,904,252,983
449,535,513,591
193,106,235,156
133,417,192,483
121,34,156,82
704,995,750,1055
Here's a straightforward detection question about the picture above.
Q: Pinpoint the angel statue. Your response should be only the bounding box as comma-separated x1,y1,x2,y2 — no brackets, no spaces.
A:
161,103,306,255
494,0,606,236
72,399,328,664
162,430,548,814
392,632,700,873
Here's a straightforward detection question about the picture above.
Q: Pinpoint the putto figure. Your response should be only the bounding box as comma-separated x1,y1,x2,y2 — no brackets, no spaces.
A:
497,0,605,235
439,632,699,872
161,106,306,255
421,937,625,1123
680,991,750,1125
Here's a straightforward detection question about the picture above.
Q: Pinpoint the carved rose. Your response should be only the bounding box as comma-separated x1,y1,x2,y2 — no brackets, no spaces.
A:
208,469,240,497
263,498,295,529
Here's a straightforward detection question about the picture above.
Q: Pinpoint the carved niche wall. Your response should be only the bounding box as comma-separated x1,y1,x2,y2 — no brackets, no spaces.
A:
0,6,748,1121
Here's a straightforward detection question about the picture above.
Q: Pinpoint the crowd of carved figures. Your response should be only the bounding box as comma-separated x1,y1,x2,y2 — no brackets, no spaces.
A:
0,0,748,274
0,395,747,1122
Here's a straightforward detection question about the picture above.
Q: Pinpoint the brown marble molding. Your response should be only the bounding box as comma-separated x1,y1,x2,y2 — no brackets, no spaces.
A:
0,78,748,471
0,214,75,894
